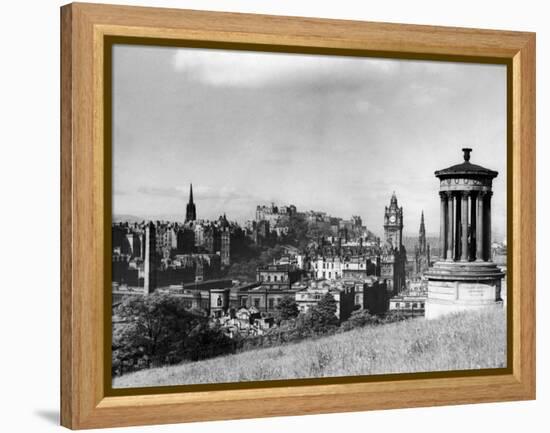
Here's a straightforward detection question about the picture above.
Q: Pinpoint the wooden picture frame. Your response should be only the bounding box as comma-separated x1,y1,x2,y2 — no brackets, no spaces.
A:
60,2,536,429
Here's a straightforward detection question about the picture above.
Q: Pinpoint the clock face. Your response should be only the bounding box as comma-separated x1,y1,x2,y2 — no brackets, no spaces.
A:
389,215,396,223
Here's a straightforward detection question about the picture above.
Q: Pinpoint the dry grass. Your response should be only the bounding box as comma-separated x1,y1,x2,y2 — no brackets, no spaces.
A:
113,307,506,388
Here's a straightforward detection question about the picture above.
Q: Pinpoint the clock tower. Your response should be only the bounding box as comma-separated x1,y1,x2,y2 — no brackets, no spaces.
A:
383,192,403,249
381,192,407,295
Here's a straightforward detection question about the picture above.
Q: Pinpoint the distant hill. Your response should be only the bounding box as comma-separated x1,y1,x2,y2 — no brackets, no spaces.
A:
112,214,146,223
112,214,186,223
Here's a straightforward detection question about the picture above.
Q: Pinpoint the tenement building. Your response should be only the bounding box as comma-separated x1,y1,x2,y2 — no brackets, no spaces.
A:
425,148,504,319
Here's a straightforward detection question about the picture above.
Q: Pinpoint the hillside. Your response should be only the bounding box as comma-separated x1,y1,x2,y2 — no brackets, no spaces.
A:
113,308,506,388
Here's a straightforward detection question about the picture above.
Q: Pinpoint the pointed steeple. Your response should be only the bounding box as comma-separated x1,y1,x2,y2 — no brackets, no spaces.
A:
390,191,398,206
419,210,426,253
185,182,197,222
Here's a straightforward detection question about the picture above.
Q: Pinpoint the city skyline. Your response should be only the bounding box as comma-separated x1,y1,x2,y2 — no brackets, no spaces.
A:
112,45,507,240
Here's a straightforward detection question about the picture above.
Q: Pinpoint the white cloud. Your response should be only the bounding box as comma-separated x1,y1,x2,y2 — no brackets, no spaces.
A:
172,48,399,87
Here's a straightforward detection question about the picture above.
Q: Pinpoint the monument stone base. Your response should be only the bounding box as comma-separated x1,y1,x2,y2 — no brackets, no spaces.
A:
425,261,504,320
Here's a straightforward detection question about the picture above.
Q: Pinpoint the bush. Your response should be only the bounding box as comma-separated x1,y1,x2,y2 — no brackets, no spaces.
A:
184,323,236,361
381,310,410,324
341,309,381,331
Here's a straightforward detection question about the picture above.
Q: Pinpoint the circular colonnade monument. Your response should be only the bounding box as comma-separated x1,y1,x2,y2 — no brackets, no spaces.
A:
425,148,504,319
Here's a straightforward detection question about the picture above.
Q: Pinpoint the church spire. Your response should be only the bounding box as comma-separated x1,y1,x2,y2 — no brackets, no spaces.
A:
419,210,426,253
185,183,196,222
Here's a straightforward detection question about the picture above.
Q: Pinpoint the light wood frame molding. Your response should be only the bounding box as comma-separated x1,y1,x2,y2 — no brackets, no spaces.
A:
60,2,536,429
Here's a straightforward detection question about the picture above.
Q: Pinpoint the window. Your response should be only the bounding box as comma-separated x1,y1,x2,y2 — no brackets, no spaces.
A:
273,275,277,282
413,303,418,308
328,272,331,278
405,302,410,308
217,296,223,307
254,298,261,308
268,298,274,309
395,302,400,308
267,275,271,282
323,271,326,278
420,303,425,308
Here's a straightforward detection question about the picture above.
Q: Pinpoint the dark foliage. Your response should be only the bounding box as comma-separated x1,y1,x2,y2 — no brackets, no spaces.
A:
296,293,339,336
340,309,382,331
274,295,300,325
112,293,233,375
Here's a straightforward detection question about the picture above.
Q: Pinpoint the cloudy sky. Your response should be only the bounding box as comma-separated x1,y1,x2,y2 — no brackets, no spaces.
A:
112,44,507,240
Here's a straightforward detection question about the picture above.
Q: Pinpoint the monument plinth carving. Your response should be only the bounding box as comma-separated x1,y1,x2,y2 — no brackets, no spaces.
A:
425,148,504,319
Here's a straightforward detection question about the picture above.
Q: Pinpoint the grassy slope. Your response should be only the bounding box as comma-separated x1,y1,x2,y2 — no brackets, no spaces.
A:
113,308,506,388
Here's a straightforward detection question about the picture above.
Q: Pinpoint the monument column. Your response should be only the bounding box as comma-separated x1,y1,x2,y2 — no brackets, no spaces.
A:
446,191,454,260
453,192,460,260
485,191,493,261
476,191,485,261
460,191,469,261
439,192,447,260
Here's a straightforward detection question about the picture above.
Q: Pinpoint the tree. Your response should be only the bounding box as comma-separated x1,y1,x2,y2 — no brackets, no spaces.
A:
274,295,299,324
297,293,339,336
259,245,285,266
112,293,206,372
225,259,259,281
184,323,235,361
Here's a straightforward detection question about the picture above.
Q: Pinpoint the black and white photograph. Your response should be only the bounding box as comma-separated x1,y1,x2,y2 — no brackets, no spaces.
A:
110,44,508,388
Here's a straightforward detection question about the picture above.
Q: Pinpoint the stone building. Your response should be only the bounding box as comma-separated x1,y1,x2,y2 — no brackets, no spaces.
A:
294,280,355,321
381,192,407,295
177,225,195,254
246,286,300,313
221,229,231,266
425,148,504,319
312,256,343,280
389,293,426,317
256,264,301,290
255,203,296,224
247,264,303,313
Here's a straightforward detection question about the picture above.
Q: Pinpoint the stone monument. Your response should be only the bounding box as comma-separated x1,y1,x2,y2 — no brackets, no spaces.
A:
425,148,504,319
